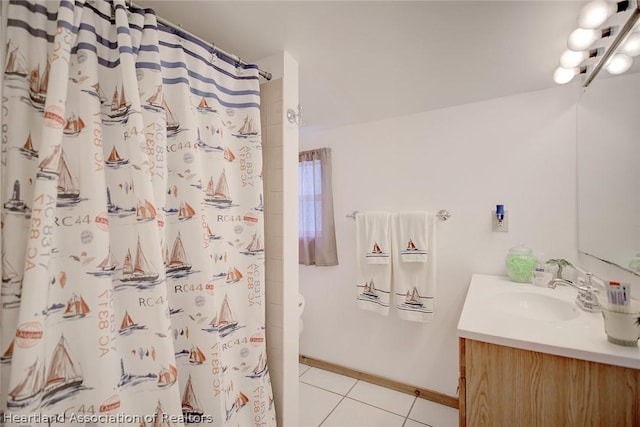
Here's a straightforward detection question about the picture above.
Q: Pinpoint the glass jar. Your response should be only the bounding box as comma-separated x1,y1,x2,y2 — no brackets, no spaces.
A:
506,244,537,283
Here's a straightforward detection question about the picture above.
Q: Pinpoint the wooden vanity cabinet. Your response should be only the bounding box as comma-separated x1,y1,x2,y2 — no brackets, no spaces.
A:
459,338,640,427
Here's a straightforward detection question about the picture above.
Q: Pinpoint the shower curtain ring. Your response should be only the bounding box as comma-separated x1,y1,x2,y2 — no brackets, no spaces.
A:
235,57,244,75
209,44,218,63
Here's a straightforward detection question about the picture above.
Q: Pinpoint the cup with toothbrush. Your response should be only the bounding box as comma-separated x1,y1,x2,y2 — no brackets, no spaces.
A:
601,281,640,347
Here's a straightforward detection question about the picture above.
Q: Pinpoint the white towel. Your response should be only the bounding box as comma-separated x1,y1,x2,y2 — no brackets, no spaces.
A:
355,212,392,315
360,212,391,265
396,213,429,263
392,212,436,322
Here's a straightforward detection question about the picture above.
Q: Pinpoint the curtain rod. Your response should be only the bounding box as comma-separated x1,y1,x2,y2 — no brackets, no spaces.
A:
129,1,272,81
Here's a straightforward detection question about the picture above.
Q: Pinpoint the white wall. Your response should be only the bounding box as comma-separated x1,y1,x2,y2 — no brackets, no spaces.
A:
257,52,299,427
299,84,580,397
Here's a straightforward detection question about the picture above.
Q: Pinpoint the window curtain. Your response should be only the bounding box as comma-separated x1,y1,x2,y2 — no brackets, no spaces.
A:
299,148,338,266
1,1,276,425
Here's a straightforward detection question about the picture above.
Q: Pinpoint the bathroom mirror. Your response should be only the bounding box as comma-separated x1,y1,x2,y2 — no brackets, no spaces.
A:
577,69,640,275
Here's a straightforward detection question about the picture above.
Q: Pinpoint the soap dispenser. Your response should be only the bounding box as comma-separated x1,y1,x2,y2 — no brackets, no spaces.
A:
533,253,553,287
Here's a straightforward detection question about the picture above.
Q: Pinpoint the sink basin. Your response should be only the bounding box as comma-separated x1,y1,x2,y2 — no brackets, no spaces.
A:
491,291,580,321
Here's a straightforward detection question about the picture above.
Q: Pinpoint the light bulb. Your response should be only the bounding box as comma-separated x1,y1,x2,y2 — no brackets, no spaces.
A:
621,32,640,56
568,28,599,51
578,0,614,29
560,49,588,68
553,66,578,84
606,53,633,74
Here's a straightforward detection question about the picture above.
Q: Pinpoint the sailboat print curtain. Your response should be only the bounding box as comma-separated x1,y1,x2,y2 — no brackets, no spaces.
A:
1,1,275,425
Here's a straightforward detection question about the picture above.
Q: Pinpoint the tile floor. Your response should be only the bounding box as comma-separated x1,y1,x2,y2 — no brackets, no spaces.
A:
299,363,459,427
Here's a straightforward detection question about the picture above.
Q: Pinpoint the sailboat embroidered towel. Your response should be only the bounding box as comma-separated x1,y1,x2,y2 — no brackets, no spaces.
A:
360,212,391,265
355,212,392,315
392,212,436,322
396,213,429,263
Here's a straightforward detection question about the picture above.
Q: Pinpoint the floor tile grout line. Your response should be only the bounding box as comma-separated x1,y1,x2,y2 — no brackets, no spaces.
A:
317,379,360,426
402,396,418,426
317,394,347,427
345,380,419,420
343,395,416,421
403,397,440,426
299,379,352,398
300,373,417,423
299,365,312,377
300,366,456,427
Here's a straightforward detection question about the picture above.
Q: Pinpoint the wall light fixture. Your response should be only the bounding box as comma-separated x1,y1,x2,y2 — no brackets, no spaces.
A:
553,65,588,84
567,27,612,51
554,0,640,86
606,52,634,73
560,48,601,68
620,30,640,54
579,0,629,29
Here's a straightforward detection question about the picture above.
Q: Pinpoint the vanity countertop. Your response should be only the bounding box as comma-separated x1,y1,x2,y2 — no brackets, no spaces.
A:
457,273,640,369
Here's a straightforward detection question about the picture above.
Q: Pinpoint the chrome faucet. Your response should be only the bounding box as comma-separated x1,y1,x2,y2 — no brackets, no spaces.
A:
548,272,601,313
547,278,578,289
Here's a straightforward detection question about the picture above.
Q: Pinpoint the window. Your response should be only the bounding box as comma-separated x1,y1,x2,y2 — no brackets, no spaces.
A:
299,158,322,238
298,148,338,266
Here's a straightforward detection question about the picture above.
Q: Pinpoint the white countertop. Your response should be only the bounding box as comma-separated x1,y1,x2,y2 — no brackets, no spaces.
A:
457,273,640,369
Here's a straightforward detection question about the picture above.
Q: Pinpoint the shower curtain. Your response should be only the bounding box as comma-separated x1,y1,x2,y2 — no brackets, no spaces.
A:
1,1,276,425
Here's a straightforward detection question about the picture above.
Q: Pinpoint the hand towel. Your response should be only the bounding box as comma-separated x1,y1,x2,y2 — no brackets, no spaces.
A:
355,212,392,315
392,212,436,322
361,212,391,265
396,214,429,263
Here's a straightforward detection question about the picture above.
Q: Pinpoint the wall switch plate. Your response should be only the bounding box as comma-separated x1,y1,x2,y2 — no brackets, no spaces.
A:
492,210,509,232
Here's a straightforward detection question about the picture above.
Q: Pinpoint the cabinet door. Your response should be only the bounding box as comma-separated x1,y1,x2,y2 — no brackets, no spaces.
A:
459,338,467,427
465,339,640,426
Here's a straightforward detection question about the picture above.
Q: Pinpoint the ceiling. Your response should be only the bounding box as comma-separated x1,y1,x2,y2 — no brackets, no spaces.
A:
136,1,586,133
